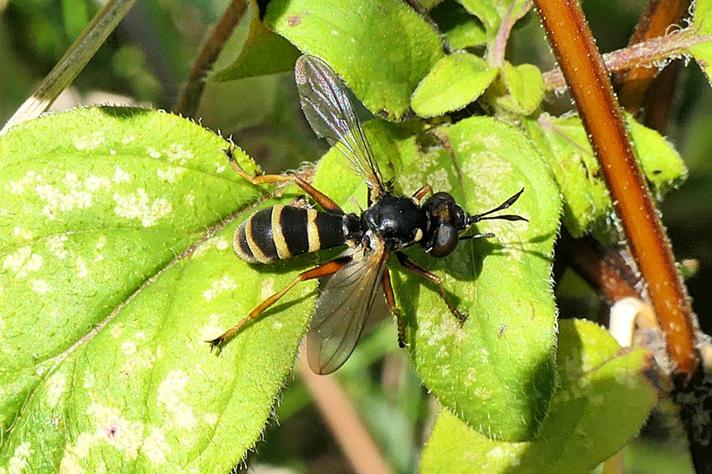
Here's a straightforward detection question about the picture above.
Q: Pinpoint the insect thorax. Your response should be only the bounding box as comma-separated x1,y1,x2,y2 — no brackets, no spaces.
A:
362,196,427,250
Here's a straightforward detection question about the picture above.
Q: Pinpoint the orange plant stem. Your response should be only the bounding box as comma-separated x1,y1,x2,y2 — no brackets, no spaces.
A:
533,0,698,376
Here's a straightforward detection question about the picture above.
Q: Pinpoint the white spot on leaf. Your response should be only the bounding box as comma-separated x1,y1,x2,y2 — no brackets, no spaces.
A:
12,227,34,240
31,279,51,294
35,172,111,219
157,370,196,429
113,189,172,227
3,247,43,279
121,341,137,356
166,143,193,165
156,166,185,183
112,166,131,184
6,442,32,474
46,373,67,408
77,256,88,278
202,275,237,301
142,427,169,464
47,235,69,260
74,132,105,151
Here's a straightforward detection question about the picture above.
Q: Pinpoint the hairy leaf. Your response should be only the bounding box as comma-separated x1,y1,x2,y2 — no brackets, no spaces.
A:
411,52,497,118
420,319,658,474
264,0,445,120
0,108,315,472
313,117,561,440
526,113,687,238
490,62,544,115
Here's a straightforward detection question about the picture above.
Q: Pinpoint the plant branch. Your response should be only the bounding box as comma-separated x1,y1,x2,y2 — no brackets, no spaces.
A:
297,346,392,474
543,29,711,91
617,0,692,113
0,0,137,135
533,0,698,376
174,0,248,117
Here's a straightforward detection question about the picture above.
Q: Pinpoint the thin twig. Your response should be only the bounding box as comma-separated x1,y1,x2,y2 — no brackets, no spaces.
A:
297,345,392,474
0,0,137,134
174,0,248,117
617,0,692,113
543,30,711,91
533,0,697,376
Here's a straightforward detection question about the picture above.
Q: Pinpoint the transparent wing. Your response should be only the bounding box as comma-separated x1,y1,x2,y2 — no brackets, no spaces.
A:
306,242,389,374
295,55,385,199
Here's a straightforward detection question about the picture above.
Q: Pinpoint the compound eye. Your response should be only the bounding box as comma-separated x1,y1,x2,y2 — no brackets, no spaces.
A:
429,224,459,257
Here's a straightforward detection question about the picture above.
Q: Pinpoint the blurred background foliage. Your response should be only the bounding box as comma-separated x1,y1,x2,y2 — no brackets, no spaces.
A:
1,0,709,472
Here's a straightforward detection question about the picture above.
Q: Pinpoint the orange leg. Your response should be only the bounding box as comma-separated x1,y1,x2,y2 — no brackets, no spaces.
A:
412,184,433,203
395,252,467,324
226,147,344,215
208,256,352,350
382,267,406,347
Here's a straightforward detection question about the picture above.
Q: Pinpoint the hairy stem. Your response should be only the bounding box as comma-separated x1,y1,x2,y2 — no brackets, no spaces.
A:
488,1,533,67
533,0,698,376
175,0,248,117
543,30,711,91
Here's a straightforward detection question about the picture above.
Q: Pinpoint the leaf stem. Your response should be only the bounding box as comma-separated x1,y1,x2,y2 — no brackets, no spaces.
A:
0,0,137,135
488,1,533,67
542,30,712,92
533,0,698,377
174,0,248,117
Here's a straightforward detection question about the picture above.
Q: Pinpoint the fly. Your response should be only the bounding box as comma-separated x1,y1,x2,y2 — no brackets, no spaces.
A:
208,55,527,374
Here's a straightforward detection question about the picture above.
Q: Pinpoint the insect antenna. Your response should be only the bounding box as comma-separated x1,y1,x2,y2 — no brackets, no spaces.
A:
465,188,528,225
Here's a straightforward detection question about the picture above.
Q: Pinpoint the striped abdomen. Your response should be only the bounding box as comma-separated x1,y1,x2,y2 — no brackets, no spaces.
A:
234,205,349,264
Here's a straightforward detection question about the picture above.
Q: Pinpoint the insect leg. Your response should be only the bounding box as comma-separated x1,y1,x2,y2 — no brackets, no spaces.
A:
395,252,467,324
207,256,352,350
382,266,406,348
412,184,433,203
226,147,345,215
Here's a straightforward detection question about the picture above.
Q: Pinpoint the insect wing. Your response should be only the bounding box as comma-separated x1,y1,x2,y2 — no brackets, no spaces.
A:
294,55,385,198
306,243,389,374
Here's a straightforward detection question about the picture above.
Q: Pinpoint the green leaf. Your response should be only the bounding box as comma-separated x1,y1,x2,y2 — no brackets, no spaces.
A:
311,117,559,440
693,0,712,33
431,1,487,50
401,117,559,441
0,107,315,472
690,0,712,84
264,0,445,120
490,62,544,115
457,0,532,39
420,319,658,474
411,52,497,118
526,113,687,237
457,0,499,33
211,0,300,81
